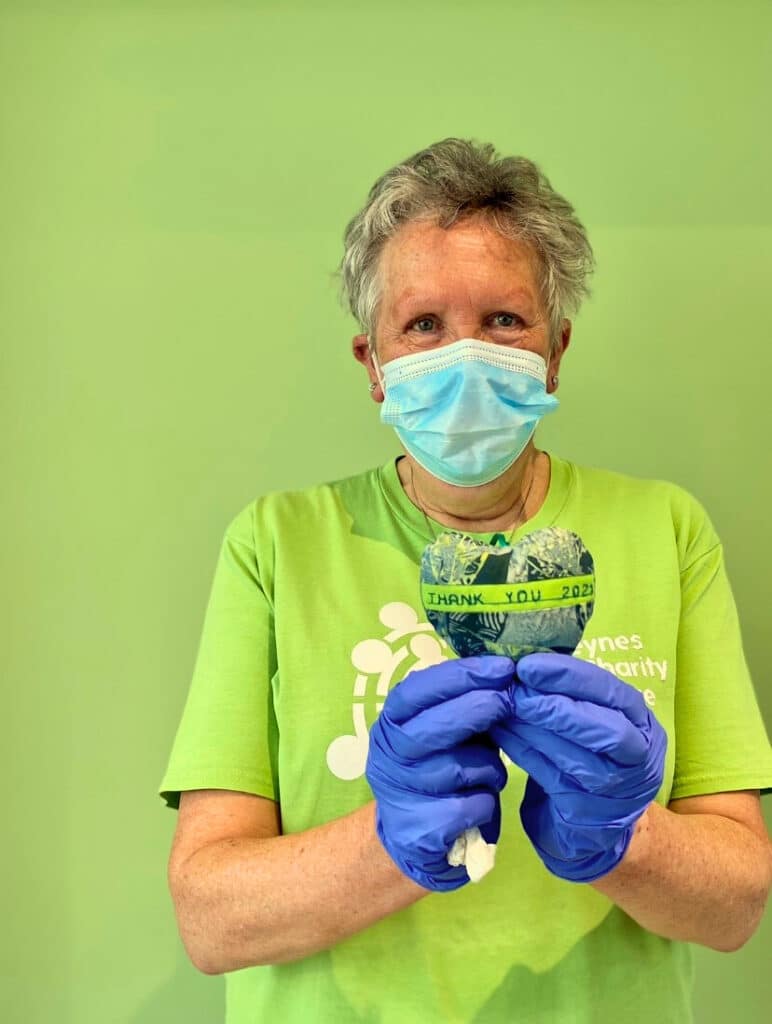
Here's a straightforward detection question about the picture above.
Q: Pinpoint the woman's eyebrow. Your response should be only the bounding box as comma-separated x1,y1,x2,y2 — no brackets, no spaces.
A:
395,289,535,315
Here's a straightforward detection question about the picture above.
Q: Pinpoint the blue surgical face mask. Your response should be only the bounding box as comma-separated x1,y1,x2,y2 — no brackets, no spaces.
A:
370,337,559,487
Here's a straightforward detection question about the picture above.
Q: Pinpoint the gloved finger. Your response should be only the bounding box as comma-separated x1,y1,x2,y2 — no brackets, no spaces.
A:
374,798,471,890
515,653,649,728
490,723,567,792
384,656,515,725
479,797,502,845
519,780,588,862
386,688,513,757
368,740,508,795
498,734,650,828
435,790,500,849
512,685,649,765
505,720,627,792
519,722,666,805
415,859,470,891
416,742,508,795
519,778,623,866
520,777,637,871
379,789,500,855
546,788,655,827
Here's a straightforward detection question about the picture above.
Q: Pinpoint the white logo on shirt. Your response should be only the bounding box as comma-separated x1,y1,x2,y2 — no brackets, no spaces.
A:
325,602,449,781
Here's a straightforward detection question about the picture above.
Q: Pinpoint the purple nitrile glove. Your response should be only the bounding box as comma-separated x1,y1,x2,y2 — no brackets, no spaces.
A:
366,655,515,891
490,652,667,883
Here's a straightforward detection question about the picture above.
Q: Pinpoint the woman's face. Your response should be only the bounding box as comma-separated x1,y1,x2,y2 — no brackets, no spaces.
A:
352,214,570,395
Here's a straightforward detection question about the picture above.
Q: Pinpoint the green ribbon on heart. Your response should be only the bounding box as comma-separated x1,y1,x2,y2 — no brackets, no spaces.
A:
419,526,596,661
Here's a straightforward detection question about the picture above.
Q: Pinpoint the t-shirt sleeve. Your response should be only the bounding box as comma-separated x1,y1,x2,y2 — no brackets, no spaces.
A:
157,502,279,810
669,491,772,800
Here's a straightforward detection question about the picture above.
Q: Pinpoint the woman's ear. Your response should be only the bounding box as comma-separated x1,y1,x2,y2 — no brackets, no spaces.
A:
548,320,571,392
352,333,383,401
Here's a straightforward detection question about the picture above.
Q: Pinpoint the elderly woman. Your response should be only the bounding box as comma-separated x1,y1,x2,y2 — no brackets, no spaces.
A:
159,139,772,1024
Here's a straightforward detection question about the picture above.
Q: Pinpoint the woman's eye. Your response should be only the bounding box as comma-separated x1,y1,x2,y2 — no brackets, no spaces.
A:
408,313,523,333
414,317,436,332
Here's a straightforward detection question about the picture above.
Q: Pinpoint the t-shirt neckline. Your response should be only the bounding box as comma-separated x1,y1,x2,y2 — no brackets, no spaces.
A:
377,450,574,545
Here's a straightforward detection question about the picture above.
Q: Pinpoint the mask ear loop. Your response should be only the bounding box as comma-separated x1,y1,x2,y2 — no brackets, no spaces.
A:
367,335,386,393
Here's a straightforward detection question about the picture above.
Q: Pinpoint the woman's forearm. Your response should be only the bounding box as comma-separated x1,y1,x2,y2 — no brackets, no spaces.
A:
171,800,428,973
172,794,771,975
590,801,772,951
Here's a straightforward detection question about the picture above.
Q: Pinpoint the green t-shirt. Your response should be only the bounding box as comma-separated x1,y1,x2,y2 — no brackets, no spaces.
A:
158,452,772,1024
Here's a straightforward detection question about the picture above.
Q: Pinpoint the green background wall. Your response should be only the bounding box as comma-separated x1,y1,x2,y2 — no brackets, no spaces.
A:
2,1,770,1020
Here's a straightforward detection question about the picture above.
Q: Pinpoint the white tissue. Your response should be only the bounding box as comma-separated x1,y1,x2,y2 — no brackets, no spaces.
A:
447,826,497,882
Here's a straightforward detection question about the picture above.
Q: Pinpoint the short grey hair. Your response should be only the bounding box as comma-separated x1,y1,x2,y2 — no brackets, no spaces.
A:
333,137,596,354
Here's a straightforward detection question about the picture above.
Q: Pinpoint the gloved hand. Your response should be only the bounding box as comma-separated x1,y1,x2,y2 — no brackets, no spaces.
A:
366,655,515,891
490,653,667,883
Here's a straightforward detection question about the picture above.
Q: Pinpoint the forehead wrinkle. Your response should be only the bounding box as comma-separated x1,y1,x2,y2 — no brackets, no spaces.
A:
393,284,537,317
379,220,543,322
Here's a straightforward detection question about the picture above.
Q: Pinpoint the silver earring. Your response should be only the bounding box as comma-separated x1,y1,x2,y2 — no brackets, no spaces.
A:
369,382,377,392
551,375,559,386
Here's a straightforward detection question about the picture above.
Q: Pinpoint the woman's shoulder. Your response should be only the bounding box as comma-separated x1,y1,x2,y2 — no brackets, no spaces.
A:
560,455,721,561
223,462,383,542
563,454,701,503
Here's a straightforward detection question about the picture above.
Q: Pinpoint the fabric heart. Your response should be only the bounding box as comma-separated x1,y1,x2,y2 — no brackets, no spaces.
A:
420,526,595,661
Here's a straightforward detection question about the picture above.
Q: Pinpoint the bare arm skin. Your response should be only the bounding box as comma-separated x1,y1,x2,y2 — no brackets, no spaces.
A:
590,790,772,952
167,791,427,974
168,789,772,975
